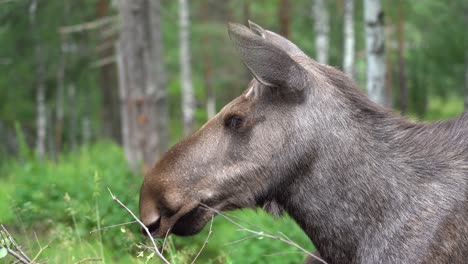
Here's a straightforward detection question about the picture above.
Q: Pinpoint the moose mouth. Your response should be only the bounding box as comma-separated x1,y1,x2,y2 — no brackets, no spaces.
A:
144,203,220,238
144,201,241,238
146,206,210,237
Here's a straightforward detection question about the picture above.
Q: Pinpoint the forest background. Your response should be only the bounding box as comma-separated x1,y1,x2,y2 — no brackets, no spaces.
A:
0,0,467,263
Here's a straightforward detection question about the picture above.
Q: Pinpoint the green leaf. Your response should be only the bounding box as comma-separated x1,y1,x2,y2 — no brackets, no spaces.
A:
0,232,11,248
0,247,7,259
145,252,154,264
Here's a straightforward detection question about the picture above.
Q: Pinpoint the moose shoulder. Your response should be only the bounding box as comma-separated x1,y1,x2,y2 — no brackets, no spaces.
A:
139,22,468,264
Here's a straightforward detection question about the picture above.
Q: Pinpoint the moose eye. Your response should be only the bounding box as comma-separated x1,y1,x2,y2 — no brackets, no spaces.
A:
225,116,244,129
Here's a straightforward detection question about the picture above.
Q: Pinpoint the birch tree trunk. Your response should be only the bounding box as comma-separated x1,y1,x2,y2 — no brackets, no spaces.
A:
242,0,252,86
397,0,407,114
179,0,196,136
56,35,65,154
202,2,216,119
243,0,250,24
29,0,47,159
343,0,355,77
67,83,77,150
98,0,121,143
96,0,122,143
278,0,290,38
313,0,329,64
118,0,169,171
364,0,387,106
464,53,468,112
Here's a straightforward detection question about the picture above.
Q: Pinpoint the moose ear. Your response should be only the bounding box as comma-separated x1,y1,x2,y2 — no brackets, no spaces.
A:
248,20,306,57
228,22,309,92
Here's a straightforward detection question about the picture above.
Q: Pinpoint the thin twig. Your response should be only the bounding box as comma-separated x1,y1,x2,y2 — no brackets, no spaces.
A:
190,216,214,264
161,228,171,255
107,187,170,264
74,257,102,264
1,224,32,263
200,204,327,264
30,232,50,263
224,234,261,246
0,0,17,4
89,221,137,233
263,251,306,257
0,245,29,264
58,16,117,34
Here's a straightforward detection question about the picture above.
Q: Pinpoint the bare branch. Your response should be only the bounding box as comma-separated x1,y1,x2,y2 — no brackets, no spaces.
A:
161,228,171,255
58,16,118,34
89,221,137,234
263,251,306,257
30,233,49,263
90,56,116,68
190,216,214,264
1,224,32,263
224,234,260,246
0,245,29,264
0,0,17,4
74,258,102,264
200,204,328,264
107,188,170,264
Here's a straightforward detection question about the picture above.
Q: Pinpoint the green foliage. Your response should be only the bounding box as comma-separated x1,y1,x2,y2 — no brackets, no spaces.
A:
1,141,314,263
6,141,140,251
1,0,467,263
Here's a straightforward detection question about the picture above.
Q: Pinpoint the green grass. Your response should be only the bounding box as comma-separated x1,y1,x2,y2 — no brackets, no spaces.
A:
1,97,463,263
0,141,313,263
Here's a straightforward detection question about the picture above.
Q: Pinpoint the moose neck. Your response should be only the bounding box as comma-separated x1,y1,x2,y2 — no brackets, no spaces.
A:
275,83,425,263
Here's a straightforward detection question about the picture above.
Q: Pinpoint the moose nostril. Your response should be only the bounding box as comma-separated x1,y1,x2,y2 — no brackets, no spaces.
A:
143,217,161,236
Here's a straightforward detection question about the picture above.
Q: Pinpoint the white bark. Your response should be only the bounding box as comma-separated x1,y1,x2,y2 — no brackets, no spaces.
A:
207,94,216,119
116,42,131,160
313,0,329,64
118,0,169,171
148,0,169,154
179,0,196,136
67,83,77,150
82,116,91,145
343,0,355,77
364,0,387,106
55,36,66,153
30,0,47,159
465,54,468,112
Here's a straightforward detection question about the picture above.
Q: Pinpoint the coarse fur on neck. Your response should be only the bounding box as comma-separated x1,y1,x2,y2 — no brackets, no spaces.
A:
267,60,468,263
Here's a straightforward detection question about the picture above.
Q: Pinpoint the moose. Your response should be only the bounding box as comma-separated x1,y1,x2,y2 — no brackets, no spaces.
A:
139,21,468,263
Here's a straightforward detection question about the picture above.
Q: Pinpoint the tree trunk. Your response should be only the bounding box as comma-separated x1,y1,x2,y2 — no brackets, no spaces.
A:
364,0,387,106
149,0,169,157
56,35,66,155
242,0,252,86
82,116,91,145
343,0,355,77
47,107,56,159
202,2,216,119
118,0,169,171
97,0,121,143
55,0,71,155
313,0,329,64
29,0,47,159
67,83,77,150
397,0,407,114
179,0,196,136
465,53,468,112
243,0,250,25
278,0,290,38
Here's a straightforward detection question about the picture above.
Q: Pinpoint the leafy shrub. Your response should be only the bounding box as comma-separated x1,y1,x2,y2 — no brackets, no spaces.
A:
7,140,142,252
3,140,314,263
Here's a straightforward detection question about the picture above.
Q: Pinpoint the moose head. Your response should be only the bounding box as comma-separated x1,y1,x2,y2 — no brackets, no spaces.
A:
139,21,326,237
139,21,468,264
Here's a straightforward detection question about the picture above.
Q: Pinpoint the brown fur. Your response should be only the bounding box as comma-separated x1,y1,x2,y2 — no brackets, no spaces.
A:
139,22,468,263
